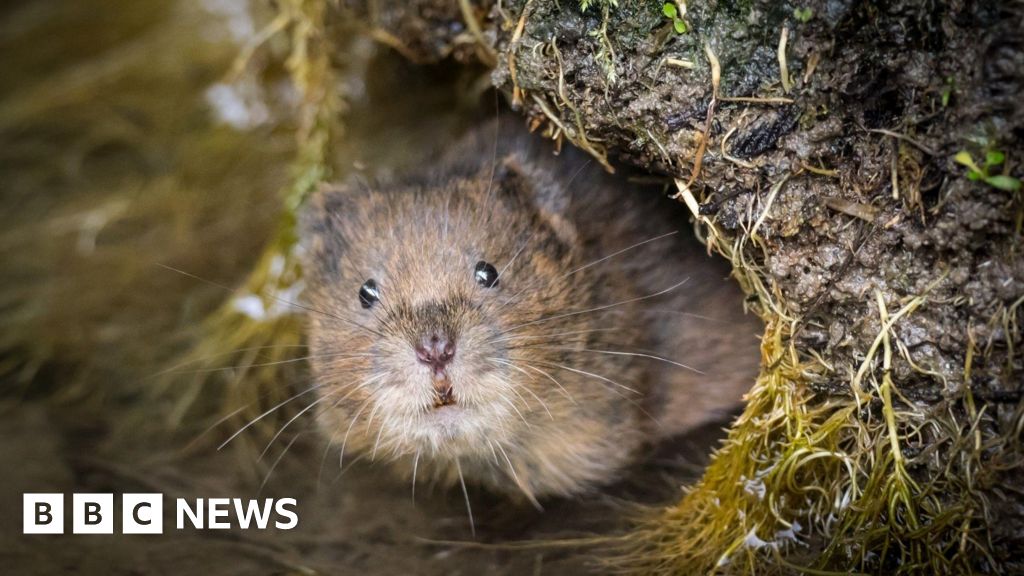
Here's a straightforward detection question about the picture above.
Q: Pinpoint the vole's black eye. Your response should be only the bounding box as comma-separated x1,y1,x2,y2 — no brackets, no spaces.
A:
474,261,499,288
359,279,380,309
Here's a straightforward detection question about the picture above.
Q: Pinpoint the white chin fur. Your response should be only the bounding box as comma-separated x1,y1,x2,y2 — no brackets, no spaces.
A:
366,364,516,453
372,395,514,458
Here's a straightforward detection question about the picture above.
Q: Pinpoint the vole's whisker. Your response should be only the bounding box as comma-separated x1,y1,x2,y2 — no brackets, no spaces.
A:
484,439,501,469
371,421,386,461
490,367,555,420
258,390,337,461
454,458,476,537
518,384,553,420
327,316,390,340
144,344,311,380
526,359,662,428
486,327,620,345
494,230,679,311
506,359,575,403
324,371,390,398
218,383,327,450
498,277,691,337
487,356,577,401
181,405,249,454
497,394,531,428
164,352,372,376
159,261,396,345
496,232,534,281
495,442,542,510
411,450,421,505
318,422,344,492
512,346,706,375
339,397,375,471
331,453,367,486
522,358,641,396
314,366,379,379
497,375,552,420
364,396,383,436
157,261,352,328
259,432,302,495
561,230,678,280
503,335,590,351
262,372,388,462
319,378,381,490
564,305,737,324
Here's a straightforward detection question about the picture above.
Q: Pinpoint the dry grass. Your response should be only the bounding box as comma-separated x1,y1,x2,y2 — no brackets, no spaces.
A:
157,0,344,447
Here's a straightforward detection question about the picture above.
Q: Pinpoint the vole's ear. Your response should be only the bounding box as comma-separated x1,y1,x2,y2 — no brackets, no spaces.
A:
299,182,359,278
301,184,348,242
496,156,578,246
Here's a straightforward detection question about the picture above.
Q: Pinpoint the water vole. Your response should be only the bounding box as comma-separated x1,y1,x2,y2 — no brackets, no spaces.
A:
300,118,761,502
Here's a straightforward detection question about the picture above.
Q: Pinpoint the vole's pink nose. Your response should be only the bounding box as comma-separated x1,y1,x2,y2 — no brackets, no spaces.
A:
415,333,456,375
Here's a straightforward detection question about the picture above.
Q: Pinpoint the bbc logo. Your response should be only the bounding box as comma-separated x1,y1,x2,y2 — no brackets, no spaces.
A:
23,493,163,534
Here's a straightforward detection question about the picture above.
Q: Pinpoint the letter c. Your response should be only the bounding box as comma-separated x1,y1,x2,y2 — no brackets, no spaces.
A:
133,502,152,526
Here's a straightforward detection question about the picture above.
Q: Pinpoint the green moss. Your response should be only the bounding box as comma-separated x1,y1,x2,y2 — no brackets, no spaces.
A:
612,184,1012,574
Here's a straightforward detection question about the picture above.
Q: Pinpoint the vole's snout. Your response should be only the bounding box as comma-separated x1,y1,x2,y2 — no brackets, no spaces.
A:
415,332,456,376
415,332,457,407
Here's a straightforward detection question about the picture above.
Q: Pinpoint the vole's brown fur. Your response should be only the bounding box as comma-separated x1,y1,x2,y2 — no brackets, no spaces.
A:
301,118,761,501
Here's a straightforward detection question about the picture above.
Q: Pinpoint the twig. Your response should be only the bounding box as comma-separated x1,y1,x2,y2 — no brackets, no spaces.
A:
865,127,938,156
720,96,794,104
778,27,792,94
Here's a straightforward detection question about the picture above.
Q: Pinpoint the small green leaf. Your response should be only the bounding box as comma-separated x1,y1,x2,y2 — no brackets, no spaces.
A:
984,175,1022,192
967,171,982,181
954,150,980,170
985,150,1006,167
674,19,687,34
793,7,813,22
941,77,955,107
662,2,677,19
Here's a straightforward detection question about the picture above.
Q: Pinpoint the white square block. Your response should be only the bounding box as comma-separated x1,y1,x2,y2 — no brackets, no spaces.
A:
73,493,114,534
122,493,163,534
23,493,63,534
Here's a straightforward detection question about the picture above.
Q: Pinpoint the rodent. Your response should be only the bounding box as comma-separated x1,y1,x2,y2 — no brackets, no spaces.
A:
300,117,761,502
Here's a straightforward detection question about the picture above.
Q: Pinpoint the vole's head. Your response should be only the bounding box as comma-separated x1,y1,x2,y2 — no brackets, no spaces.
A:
301,158,602,463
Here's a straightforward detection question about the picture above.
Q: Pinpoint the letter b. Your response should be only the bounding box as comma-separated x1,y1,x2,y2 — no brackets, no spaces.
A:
73,494,113,534
23,494,63,534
